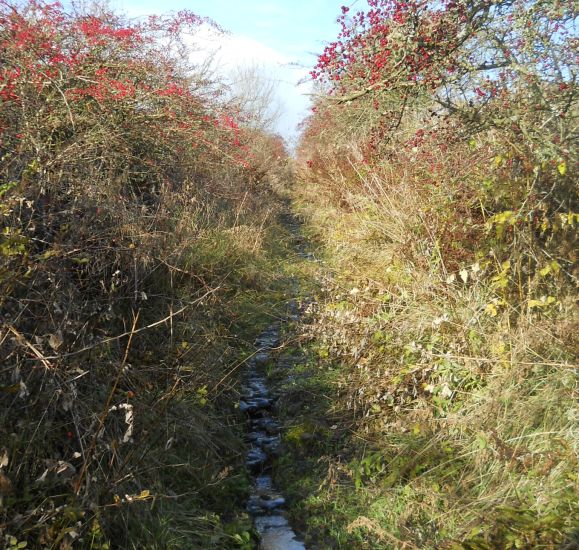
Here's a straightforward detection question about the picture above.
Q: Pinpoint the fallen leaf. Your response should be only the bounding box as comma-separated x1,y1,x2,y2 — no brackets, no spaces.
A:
48,333,63,350
0,449,8,468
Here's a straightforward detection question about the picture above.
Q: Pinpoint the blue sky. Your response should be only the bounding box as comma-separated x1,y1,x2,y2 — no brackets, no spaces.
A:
109,0,351,142
115,0,344,62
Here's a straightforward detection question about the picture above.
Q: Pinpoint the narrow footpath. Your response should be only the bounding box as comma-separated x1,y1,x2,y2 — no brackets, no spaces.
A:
241,322,305,550
239,209,316,550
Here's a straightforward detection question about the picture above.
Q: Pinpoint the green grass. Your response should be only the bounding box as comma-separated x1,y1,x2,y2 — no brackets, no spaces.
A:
267,183,579,549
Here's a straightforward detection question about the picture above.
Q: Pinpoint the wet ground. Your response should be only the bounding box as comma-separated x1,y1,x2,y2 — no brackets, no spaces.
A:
240,208,318,549
241,323,306,550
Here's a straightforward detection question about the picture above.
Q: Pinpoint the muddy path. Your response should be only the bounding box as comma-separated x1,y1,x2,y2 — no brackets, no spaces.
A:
239,209,317,550
241,322,305,550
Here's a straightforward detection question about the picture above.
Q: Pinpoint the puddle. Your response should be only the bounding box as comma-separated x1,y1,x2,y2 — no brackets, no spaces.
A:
240,324,306,550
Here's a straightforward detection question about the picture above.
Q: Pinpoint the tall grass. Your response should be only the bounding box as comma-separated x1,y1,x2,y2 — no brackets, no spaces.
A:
284,17,577,540
284,155,577,546
0,1,293,547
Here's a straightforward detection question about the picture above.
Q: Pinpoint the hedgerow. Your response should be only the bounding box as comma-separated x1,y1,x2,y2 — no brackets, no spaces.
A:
0,1,291,547
287,0,577,547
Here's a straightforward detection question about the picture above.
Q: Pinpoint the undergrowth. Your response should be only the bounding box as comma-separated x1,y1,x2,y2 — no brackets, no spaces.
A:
277,0,578,547
276,180,578,548
0,1,294,547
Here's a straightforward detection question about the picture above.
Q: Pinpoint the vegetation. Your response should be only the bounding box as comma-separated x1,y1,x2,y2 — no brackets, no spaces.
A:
1,0,577,548
0,1,293,547
279,0,578,548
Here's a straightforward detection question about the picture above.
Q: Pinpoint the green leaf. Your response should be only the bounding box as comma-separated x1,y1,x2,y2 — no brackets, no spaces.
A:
476,433,488,449
0,181,17,198
354,465,362,489
540,261,560,277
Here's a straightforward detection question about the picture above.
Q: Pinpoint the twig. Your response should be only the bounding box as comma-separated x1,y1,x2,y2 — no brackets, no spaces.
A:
74,310,140,496
11,285,221,362
154,256,214,292
427,351,577,369
6,326,53,369
212,342,286,393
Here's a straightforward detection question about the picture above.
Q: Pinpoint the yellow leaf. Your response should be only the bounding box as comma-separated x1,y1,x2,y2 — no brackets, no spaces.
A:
557,161,567,176
485,303,498,316
41,249,59,259
529,296,557,309
559,212,579,227
528,299,544,309
139,489,150,499
491,274,509,289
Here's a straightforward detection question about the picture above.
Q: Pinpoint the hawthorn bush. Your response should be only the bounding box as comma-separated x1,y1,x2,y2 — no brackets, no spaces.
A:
304,0,577,275
289,0,578,547
0,1,291,547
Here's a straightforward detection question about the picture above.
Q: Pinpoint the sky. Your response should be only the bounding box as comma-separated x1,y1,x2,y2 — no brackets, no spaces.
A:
110,0,351,144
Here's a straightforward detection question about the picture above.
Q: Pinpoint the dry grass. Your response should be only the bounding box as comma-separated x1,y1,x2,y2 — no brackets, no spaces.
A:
281,154,578,547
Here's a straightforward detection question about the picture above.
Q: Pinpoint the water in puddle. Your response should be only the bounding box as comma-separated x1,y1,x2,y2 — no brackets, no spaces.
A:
240,324,306,550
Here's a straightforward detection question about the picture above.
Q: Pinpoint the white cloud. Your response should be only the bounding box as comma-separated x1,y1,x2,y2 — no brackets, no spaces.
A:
192,25,288,67
115,0,313,143
190,25,312,143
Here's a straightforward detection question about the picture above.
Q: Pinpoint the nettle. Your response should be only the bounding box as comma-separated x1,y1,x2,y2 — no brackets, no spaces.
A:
303,0,577,305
